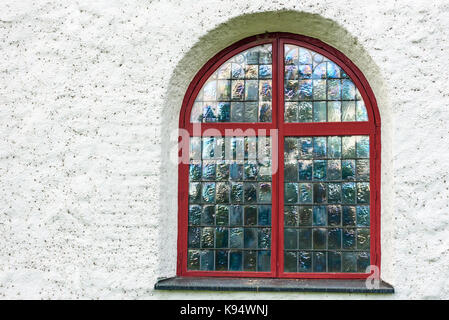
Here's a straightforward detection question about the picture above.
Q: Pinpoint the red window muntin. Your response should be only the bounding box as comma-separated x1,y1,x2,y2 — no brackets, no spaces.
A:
177,33,381,279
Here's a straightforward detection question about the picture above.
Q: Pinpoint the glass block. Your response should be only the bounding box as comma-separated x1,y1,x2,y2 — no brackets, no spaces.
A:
341,79,355,100
357,252,370,272
190,137,202,160
327,160,341,180
327,79,341,100
216,162,229,181
313,206,326,226
285,80,299,101
299,48,313,64
259,65,272,79
357,206,370,227
285,65,298,80
328,183,342,203
357,182,370,204
203,81,217,101
229,205,243,226
313,160,327,180
357,228,370,250
230,227,243,248
244,228,258,248
298,206,313,226
246,48,259,64
189,182,201,203
244,102,258,122
313,137,327,158
327,205,341,226
258,162,271,181
229,250,243,271
215,250,228,271
231,182,243,203
342,160,356,180
328,228,342,249
343,228,356,249
342,252,357,272
217,102,230,122
342,136,356,158
328,101,341,122
191,102,203,123
201,227,215,248
245,137,257,159
258,251,271,272
189,163,202,181
202,205,215,225
231,80,245,100
245,65,258,79
328,251,342,272
298,80,313,100
217,80,231,100
203,103,217,122
356,159,370,180
284,160,298,182
312,62,327,79
298,102,313,122
299,183,313,203
258,183,271,203
313,183,327,203
258,228,271,249
313,228,327,249
189,205,202,225
217,62,231,79
356,100,368,121
244,183,257,203
202,182,216,203
187,250,200,270
231,102,244,122
243,251,257,271
342,101,355,122
285,183,298,204
215,227,228,248
284,206,298,226
298,251,312,272
313,102,326,122
231,63,245,79
244,206,257,226
245,80,258,101
328,136,342,158
313,251,327,272
313,80,326,100
299,137,313,159
188,227,201,248
356,136,370,158
202,137,215,160
298,160,312,180
285,45,298,64
259,80,272,101
341,182,357,205
284,137,298,160
216,182,230,204
259,103,272,122
285,102,298,122
229,163,243,180
298,65,312,79
327,62,341,78
244,163,258,180
342,206,356,226
216,205,229,226
258,205,271,226
284,228,298,249
200,250,215,271
284,251,297,272
298,228,312,249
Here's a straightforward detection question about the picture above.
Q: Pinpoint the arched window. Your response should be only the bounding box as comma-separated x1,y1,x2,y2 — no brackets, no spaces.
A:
178,33,381,279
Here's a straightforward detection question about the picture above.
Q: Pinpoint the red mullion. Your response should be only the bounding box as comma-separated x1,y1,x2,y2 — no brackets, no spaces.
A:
283,122,373,137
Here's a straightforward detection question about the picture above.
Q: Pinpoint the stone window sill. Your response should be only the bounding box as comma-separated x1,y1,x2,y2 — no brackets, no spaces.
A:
154,277,394,294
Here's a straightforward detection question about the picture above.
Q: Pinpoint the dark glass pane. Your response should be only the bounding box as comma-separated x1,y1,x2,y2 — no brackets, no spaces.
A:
258,251,271,272
216,205,229,225
328,228,342,249
229,205,242,226
229,228,243,248
200,250,215,271
284,251,297,272
243,251,257,271
229,251,243,271
258,205,271,226
187,250,200,270
244,206,257,226
284,228,298,250
313,228,327,249
298,228,312,249
328,251,342,272
244,228,258,249
215,227,228,248
215,250,228,271
313,251,327,272
298,251,312,272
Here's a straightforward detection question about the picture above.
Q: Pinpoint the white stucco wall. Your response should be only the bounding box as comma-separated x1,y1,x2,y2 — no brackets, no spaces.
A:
0,0,448,299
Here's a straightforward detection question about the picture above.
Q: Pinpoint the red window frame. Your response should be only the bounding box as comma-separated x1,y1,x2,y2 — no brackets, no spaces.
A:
177,33,381,279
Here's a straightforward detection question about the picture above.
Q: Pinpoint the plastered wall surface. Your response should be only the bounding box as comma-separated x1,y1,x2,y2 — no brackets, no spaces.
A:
0,0,448,299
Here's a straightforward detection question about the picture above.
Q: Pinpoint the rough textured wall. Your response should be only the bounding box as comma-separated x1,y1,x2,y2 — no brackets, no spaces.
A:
0,0,448,299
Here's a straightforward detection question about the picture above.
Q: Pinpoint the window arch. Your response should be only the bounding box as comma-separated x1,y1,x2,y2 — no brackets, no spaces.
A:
178,33,381,279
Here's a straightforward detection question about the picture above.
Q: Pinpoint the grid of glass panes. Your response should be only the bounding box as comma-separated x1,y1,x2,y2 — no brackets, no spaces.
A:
191,44,273,123
283,135,370,273
188,136,272,272
284,44,368,123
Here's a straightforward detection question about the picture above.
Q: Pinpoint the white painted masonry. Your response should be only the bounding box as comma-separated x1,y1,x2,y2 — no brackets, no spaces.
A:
0,0,448,299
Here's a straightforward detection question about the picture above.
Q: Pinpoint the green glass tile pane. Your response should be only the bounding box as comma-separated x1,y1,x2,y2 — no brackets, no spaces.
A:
258,251,271,272
299,138,313,159
357,252,370,272
244,183,257,203
189,182,201,203
299,183,313,203
187,250,200,270
357,182,370,204
313,251,327,272
328,136,342,158
231,102,244,122
356,206,370,227
343,228,356,249
284,206,298,226
341,182,356,204
284,160,298,182
342,160,356,180
298,206,313,226
298,102,313,122
201,227,215,248
285,183,298,204
327,205,341,226
200,250,214,271
313,137,327,158
201,205,215,225
313,101,326,122
243,251,257,271
244,228,258,249
356,159,370,180
298,160,312,180
216,162,229,181
298,228,312,249
284,228,298,250
258,205,271,226
342,206,356,226
284,251,297,272
215,250,228,271
357,228,370,250
202,182,216,203
229,251,243,271
328,251,342,272
188,205,202,225
230,227,243,248
216,205,229,226
229,205,243,226
328,228,342,249
313,183,327,203
342,252,357,272
188,227,201,248
189,163,202,181
285,102,298,122
328,183,342,203
313,228,327,250
356,136,370,158
216,182,230,204
298,251,312,272
313,206,326,226
215,227,229,248
258,228,271,249
258,182,272,203
356,100,368,121
313,160,327,180
341,79,355,100
244,206,257,226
